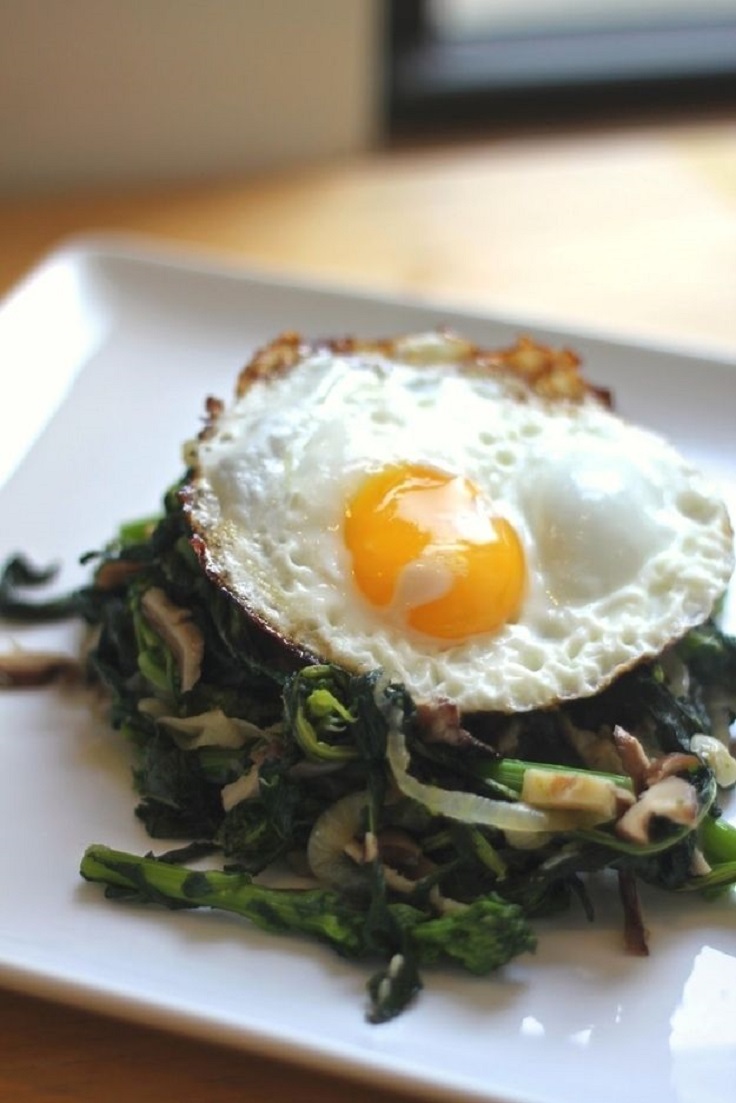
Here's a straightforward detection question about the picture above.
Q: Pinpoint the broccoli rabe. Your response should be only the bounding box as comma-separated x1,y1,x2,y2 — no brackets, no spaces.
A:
80,844,536,1022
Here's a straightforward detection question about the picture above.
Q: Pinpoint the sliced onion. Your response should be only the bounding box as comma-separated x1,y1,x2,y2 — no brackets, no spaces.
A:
306,791,371,891
387,727,588,835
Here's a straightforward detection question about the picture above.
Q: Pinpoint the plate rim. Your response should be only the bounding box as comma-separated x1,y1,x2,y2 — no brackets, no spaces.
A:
7,230,735,368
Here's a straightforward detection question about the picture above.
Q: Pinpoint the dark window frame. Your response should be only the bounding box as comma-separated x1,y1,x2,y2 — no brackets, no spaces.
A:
385,1,736,134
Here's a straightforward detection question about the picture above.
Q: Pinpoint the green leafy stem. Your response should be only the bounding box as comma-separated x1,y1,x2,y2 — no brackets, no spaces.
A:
80,843,536,1022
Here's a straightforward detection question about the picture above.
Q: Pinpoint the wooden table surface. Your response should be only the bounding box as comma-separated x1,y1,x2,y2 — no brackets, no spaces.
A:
1,111,735,1102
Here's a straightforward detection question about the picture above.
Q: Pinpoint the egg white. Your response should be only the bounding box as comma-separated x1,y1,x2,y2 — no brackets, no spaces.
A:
185,335,734,713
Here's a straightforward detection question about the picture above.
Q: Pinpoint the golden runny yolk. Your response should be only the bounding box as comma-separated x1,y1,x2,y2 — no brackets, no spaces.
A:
344,464,525,641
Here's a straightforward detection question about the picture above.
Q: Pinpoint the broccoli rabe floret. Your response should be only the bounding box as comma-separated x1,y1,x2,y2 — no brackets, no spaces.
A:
405,896,536,974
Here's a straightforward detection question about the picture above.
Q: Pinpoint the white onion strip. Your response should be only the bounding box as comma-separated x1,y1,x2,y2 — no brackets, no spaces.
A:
387,727,588,835
307,791,371,889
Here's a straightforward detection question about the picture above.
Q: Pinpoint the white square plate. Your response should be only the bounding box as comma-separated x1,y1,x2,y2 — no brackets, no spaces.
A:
0,237,735,1103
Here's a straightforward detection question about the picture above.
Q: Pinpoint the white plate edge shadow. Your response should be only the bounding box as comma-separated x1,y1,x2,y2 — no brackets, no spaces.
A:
8,230,736,366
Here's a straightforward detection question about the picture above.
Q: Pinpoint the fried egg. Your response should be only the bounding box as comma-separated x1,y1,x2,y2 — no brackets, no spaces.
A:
183,331,734,713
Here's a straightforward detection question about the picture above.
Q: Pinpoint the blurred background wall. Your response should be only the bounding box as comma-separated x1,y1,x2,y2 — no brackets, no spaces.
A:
0,0,382,196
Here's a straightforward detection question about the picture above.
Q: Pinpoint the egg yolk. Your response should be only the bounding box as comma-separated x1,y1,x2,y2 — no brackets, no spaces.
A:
344,464,526,640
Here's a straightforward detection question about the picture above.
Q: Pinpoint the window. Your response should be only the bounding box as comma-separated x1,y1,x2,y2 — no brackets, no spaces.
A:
386,0,736,134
